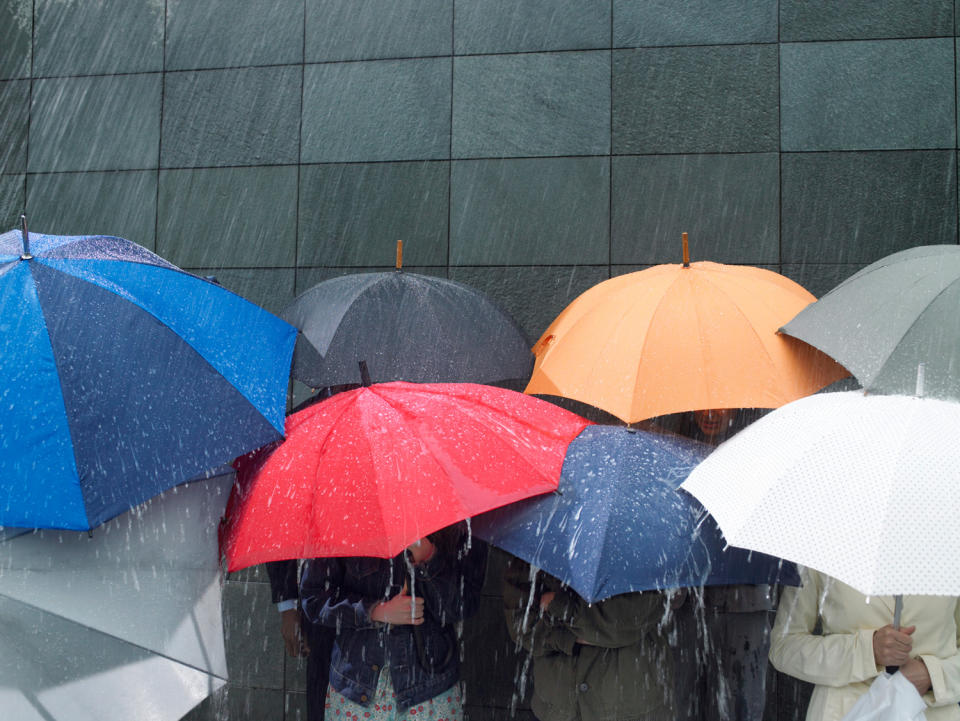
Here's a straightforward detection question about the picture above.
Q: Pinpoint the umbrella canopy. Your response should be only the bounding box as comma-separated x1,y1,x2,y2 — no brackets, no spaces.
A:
0,228,295,530
0,473,230,721
780,244,960,401
220,381,591,571
524,252,848,423
680,391,960,597
283,267,533,389
472,424,797,603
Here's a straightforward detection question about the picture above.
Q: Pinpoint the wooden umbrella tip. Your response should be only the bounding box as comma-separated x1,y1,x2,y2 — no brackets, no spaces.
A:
682,232,690,268
395,239,403,270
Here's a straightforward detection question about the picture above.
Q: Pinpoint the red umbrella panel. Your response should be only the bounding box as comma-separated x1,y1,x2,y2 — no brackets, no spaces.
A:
220,382,592,571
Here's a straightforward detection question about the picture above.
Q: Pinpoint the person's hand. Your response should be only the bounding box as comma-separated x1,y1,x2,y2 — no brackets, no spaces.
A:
669,588,688,610
370,582,424,625
900,657,932,696
280,608,309,657
873,624,915,667
406,537,435,565
539,590,556,612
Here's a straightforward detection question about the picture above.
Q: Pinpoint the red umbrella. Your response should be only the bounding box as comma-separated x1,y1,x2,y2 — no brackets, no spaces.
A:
220,381,591,571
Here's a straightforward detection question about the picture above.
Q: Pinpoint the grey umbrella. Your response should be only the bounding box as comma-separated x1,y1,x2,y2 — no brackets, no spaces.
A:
0,474,230,721
780,244,960,400
284,243,533,388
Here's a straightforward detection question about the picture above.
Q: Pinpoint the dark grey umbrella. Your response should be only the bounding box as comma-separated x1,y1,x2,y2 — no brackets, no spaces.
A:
780,244,960,400
283,256,533,389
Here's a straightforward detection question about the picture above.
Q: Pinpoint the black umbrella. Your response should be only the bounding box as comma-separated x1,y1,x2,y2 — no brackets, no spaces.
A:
284,241,534,388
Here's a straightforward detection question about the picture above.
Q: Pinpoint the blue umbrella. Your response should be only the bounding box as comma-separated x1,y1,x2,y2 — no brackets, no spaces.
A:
0,226,296,531
471,424,798,603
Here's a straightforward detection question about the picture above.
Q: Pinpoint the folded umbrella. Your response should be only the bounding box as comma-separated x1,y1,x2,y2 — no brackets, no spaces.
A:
781,244,960,401
0,473,231,721
0,225,295,530
525,234,848,423
472,424,798,603
220,381,591,570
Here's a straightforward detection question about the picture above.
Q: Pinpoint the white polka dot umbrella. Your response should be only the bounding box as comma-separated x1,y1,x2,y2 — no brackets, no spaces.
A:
680,391,960,598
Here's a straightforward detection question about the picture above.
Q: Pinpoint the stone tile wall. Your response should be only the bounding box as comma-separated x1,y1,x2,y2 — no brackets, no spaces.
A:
3,1,958,719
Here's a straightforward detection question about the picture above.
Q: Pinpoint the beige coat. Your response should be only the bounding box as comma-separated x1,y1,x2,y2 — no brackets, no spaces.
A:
769,567,960,721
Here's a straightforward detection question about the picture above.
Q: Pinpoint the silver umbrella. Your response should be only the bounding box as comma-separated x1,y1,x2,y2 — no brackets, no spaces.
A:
0,473,231,720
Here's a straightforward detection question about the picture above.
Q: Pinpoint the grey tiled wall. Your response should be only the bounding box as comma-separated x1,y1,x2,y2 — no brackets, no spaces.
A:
3,1,958,720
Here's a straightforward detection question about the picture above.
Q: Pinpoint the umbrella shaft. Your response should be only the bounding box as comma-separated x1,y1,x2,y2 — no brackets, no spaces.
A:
885,595,904,674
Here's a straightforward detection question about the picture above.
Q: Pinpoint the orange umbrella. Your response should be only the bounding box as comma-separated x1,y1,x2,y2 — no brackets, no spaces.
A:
525,234,849,423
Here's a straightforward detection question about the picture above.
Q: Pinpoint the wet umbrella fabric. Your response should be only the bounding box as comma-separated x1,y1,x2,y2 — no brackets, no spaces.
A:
0,473,230,721
681,391,960,597
471,424,798,604
220,381,592,571
0,229,295,530
283,271,534,389
781,244,960,401
525,260,848,423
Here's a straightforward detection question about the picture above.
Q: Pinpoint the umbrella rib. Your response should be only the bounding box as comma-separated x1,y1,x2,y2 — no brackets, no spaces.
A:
0,594,228,682
373,385,565,518
299,395,368,558
628,274,679,420
697,270,785,384
357,387,430,552
24,261,93,528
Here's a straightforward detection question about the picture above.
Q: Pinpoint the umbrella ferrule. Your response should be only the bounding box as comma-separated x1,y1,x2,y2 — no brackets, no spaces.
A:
20,214,31,259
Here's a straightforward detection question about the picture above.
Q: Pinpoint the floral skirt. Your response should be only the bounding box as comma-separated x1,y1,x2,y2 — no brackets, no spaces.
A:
325,667,462,721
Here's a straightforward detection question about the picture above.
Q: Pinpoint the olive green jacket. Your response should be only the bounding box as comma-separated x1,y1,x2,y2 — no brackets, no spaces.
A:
502,557,675,721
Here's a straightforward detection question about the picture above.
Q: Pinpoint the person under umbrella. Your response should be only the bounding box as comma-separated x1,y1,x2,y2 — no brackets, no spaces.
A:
502,556,678,721
680,388,960,720
299,523,487,721
770,568,960,720
657,408,776,721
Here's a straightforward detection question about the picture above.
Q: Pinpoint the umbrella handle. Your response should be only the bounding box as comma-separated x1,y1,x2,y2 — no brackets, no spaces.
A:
885,594,904,674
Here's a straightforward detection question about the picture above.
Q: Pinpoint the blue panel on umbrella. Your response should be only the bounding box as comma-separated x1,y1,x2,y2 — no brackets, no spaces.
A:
0,263,88,529
36,257,294,433
473,424,797,603
39,233,180,268
30,261,284,528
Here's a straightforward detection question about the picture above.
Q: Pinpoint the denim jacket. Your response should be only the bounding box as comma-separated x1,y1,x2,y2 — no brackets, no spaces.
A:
300,541,487,710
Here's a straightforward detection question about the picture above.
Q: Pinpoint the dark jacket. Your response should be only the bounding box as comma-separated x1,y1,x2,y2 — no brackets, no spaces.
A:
300,540,487,710
503,557,675,721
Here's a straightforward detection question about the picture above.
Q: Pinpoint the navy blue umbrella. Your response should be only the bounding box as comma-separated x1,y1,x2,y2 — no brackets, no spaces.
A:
472,424,798,603
0,227,296,531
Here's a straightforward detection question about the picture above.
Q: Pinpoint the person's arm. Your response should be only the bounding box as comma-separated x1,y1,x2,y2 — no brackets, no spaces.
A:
300,557,426,630
266,559,307,657
913,600,960,707
769,569,882,687
300,557,381,631
502,557,577,657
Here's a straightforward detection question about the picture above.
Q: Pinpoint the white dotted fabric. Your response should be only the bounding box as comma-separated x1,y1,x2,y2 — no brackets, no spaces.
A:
680,391,960,596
